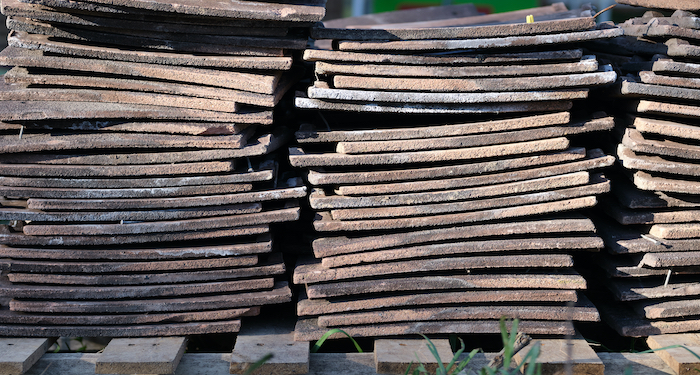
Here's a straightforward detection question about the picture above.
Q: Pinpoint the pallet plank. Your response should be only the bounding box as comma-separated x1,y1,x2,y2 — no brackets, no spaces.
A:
0,338,52,375
648,334,700,375
230,318,308,375
374,339,453,375
96,337,187,374
515,338,603,375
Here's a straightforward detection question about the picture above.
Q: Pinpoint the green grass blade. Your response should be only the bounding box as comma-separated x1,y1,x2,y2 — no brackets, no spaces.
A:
310,329,363,353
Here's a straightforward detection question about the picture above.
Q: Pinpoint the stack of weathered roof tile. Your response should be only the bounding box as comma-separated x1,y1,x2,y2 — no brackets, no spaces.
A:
289,3,622,340
586,1,700,337
0,0,322,336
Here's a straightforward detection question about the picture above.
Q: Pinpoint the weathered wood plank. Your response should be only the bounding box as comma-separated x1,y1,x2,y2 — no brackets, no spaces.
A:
515,338,604,375
230,317,308,375
648,334,700,375
95,337,187,374
0,338,52,375
374,339,453,375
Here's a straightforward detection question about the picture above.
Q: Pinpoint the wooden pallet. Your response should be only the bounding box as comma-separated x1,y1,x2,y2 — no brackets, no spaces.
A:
4,333,698,375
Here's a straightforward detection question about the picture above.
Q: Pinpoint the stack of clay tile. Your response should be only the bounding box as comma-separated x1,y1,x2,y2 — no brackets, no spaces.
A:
289,3,623,340
583,0,700,337
0,0,323,337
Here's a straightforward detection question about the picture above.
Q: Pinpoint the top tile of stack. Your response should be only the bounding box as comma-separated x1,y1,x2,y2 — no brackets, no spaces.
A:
19,0,327,22
309,2,619,44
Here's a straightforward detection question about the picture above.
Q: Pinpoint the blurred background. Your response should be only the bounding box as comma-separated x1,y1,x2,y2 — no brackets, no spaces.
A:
324,0,649,24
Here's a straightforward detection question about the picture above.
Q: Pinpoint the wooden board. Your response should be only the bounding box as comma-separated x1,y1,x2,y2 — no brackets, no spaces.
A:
0,338,52,375
230,316,308,375
374,339,453,375
95,337,186,374
514,338,604,375
648,334,700,375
